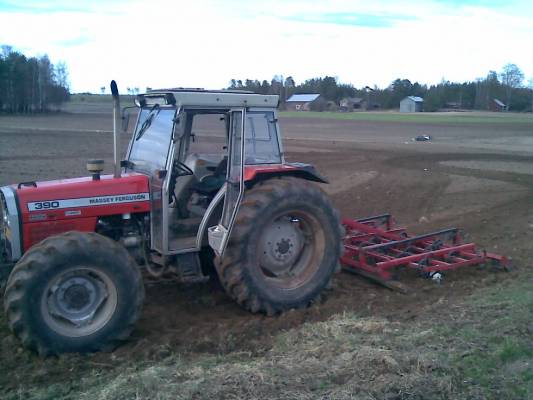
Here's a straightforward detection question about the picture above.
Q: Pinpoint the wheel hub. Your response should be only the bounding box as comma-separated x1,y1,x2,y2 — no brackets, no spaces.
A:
47,272,108,327
259,218,304,276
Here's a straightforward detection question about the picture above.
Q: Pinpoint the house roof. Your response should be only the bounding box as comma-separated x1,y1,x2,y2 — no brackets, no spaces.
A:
493,98,505,107
287,94,320,102
406,96,424,102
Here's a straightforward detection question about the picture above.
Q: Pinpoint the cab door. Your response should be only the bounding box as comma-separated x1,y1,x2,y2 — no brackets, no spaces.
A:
208,108,245,256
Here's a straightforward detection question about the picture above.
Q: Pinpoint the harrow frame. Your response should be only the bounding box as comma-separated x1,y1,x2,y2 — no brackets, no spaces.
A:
341,214,508,286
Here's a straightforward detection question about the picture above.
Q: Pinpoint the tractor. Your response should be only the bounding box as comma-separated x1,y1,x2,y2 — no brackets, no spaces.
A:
0,82,342,355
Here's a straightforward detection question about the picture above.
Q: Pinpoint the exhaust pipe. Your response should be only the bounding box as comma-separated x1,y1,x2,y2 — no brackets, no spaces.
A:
110,80,121,179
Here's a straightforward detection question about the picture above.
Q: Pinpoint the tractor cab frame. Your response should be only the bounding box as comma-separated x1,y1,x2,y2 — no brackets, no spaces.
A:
125,90,286,258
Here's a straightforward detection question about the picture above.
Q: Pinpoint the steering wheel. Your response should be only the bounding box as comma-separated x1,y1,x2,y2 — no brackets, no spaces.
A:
173,160,194,177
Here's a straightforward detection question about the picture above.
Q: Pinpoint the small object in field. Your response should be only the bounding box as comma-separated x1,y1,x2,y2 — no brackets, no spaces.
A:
414,135,431,141
429,271,443,283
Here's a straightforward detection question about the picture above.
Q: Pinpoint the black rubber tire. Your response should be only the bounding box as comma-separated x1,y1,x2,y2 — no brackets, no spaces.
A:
4,231,144,355
216,177,343,315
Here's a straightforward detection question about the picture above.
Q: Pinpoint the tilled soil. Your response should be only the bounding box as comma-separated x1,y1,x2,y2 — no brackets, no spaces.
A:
0,112,532,393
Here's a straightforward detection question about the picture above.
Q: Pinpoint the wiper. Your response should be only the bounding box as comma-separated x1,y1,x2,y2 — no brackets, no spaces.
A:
135,104,160,141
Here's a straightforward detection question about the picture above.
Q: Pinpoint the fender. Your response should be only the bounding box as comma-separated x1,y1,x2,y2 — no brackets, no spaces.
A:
243,162,328,184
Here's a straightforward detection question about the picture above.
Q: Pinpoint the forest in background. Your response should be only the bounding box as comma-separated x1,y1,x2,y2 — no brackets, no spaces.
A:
228,63,533,112
1,45,531,114
0,46,70,113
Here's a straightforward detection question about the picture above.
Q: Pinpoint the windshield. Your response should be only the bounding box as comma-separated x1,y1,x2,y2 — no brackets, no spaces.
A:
128,107,176,174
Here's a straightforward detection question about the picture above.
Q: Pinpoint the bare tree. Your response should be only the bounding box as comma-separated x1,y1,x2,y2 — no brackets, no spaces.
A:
37,55,53,112
54,61,69,91
500,63,524,111
284,76,295,100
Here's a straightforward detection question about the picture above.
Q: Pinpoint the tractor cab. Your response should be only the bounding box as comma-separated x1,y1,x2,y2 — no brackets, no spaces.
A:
124,90,283,257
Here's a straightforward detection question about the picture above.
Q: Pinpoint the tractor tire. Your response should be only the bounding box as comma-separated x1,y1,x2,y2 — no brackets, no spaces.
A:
4,231,144,355
216,177,342,315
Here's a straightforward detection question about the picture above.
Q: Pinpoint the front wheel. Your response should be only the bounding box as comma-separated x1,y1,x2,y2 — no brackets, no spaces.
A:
4,231,144,355
216,177,342,315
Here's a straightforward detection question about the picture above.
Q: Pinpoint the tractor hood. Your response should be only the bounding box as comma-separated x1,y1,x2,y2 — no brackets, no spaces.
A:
14,173,151,225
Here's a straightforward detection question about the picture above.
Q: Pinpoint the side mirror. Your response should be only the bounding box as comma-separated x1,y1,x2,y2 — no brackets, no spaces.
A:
121,112,130,132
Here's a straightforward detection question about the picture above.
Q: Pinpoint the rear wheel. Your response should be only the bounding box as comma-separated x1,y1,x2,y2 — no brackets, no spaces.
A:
4,231,144,355
216,177,342,314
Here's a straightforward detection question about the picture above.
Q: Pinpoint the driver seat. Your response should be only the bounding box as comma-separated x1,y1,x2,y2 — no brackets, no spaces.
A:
190,156,227,195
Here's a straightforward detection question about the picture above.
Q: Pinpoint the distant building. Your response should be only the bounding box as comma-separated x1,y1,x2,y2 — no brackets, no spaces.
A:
489,98,506,112
400,96,424,112
339,97,366,111
286,94,321,111
445,101,461,110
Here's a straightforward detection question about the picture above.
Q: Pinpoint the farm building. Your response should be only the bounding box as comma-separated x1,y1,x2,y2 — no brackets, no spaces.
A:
400,96,424,112
339,97,366,111
489,98,506,112
445,101,461,110
286,94,321,111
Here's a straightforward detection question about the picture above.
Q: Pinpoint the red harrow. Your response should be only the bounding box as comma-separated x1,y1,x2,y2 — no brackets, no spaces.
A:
340,214,509,290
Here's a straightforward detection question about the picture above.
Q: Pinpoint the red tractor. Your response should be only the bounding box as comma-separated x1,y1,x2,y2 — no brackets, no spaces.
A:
0,82,342,355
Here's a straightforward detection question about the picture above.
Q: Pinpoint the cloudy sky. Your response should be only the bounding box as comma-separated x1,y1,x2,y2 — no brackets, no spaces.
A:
1,0,532,93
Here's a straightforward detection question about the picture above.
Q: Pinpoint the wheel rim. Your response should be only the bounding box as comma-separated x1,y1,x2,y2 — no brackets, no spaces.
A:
257,210,326,289
41,267,118,338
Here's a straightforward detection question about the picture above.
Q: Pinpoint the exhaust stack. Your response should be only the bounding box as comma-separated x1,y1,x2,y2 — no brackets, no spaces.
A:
110,80,121,178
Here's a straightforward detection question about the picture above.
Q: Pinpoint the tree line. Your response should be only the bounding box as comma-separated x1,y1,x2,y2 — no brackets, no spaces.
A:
0,46,70,113
228,63,533,112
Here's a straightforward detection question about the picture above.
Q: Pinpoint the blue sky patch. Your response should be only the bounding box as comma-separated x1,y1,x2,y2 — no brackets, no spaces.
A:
286,12,416,28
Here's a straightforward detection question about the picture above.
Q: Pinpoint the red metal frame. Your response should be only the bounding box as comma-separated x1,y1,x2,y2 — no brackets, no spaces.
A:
341,214,508,282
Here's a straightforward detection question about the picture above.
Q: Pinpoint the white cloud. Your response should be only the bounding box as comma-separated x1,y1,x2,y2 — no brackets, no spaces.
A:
1,0,532,92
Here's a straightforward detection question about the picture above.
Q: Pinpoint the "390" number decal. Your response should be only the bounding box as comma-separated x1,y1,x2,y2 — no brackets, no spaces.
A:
32,201,60,210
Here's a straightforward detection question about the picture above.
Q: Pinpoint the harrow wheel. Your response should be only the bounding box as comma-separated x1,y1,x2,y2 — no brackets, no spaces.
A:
216,177,342,315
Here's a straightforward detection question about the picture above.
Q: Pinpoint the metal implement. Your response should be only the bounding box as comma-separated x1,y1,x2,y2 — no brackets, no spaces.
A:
341,214,509,287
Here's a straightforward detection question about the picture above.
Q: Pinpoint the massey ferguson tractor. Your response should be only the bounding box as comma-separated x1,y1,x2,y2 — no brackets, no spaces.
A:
0,82,342,355
0,82,508,356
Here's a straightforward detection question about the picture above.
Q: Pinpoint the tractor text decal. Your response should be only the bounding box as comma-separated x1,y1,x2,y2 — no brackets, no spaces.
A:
27,193,150,211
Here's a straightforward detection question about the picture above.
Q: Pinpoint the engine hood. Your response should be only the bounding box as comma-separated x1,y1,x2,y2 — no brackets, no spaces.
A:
14,173,151,224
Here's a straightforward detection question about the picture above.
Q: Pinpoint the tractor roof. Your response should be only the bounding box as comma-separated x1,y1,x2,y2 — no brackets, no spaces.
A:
138,88,279,109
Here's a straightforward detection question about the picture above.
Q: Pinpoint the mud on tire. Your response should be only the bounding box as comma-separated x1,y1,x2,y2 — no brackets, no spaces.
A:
4,231,144,355
216,177,343,315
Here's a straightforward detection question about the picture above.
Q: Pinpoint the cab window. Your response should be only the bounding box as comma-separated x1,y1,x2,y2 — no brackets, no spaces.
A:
244,111,281,165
